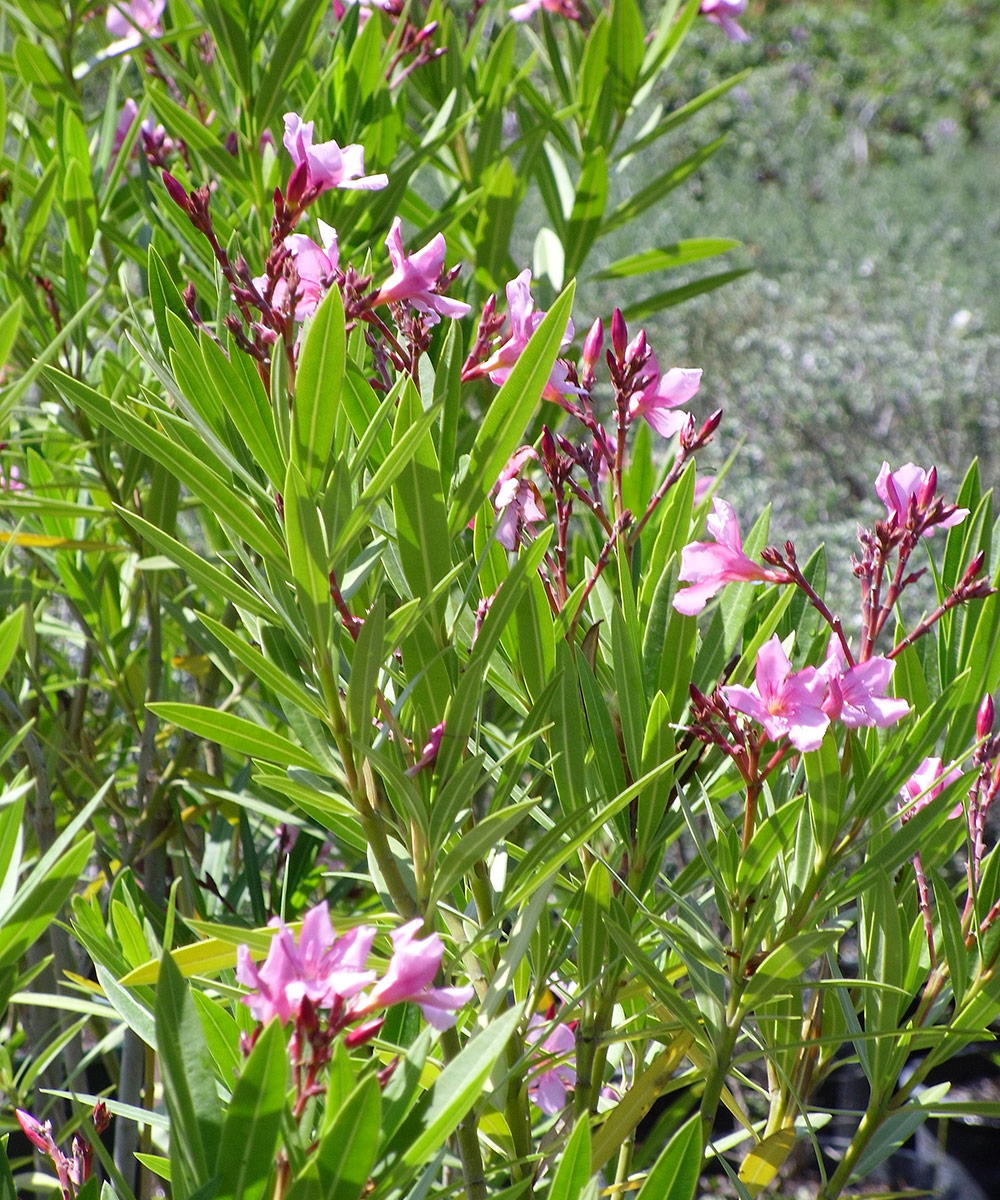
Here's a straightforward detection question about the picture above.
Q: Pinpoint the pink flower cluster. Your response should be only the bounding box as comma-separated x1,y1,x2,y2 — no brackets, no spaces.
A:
478,270,575,401
282,113,388,195
700,0,750,42
899,757,964,821
106,0,164,50
721,634,909,754
235,902,472,1032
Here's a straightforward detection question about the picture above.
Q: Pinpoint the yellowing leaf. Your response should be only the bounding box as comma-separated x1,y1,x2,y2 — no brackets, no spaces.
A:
738,1128,796,1196
0,531,128,551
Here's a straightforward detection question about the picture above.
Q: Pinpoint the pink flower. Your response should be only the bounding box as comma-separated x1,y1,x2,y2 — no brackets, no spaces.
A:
373,217,471,322
406,720,445,777
480,270,574,401
255,221,339,321
235,903,376,1025
673,498,783,615
721,635,830,752
898,757,964,820
282,113,388,194
493,447,546,550
356,920,473,1030
525,1016,576,1114
1,463,24,492
700,0,750,42
820,641,910,729
510,0,579,19
106,0,164,47
875,462,968,535
16,1110,81,1196
628,356,702,438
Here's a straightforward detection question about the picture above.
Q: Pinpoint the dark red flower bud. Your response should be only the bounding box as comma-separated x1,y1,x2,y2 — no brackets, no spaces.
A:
581,317,603,370
541,426,557,465
611,307,627,362
977,694,995,740
286,160,309,209
917,465,938,511
344,1016,384,1049
162,171,191,212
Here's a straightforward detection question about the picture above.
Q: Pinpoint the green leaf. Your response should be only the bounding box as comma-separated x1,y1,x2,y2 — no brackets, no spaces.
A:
634,1113,702,1200
0,299,23,369
611,604,646,778
580,861,611,989
283,460,332,655
347,595,386,745
215,1020,287,1200
62,157,96,262
430,799,538,906
593,239,741,281
253,0,328,131
637,692,675,857
551,641,589,812
607,0,644,115
448,282,576,537
306,1075,380,1200
155,951,222,1198
148,245,189,357
294,286,345,490
604,137,728,236
549,1117,592,1200
390,1007,522,1173
804,730,843,862
933,871,967,1007
621,269,752,323
0,609,24,681
392,381,452,629
202,333,286,486
148,703,324,771
200,0,253,97
563,150,607,282
741,923,850,1011
117,507,274,618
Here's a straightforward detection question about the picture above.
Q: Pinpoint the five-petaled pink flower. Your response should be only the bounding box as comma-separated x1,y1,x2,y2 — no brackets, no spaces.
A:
898,757,964,820
721,635,830,752
673,498,783,615
353,919,473,1030
493,447,546,550
480,270,574,402
525,1015,576,1114
255,221,339,322
628,355,702,438
875,462,968,535
700,0,750,42
282,113,388,194
820,641,910,729
106,0,164,48
373,217,471,322
235,904,376,1026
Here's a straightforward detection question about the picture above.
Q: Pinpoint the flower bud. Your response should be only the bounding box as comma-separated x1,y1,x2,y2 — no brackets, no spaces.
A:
917,464,938,511
161,171,191,212
978,693,995,740
286,160,309,209
611,307,627,362
540,426,557,466
581,317,603,370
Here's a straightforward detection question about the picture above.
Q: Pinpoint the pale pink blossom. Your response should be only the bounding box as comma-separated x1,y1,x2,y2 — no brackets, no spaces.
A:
235,904,376,1025
673,498,783,615
282,113,388,194
16,1110,80,1196
255,221,339,321
480,270,574,402
356,919,473,1030
525,1016,576,1114
628,356,702,438
1,463,24,492
721,635,830,752
899,757,964,820
493,447,546,550
820,641,910,729
373,217,471,322
875,462,968,535
106,0,164,47
700,0,749,42
510,0,579,20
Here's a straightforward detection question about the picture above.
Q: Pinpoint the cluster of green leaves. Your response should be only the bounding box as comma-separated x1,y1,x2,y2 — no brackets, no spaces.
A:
2,3,1000,1200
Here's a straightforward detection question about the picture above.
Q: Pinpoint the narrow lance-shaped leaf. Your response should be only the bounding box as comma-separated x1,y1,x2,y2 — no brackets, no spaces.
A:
293,285,346,490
